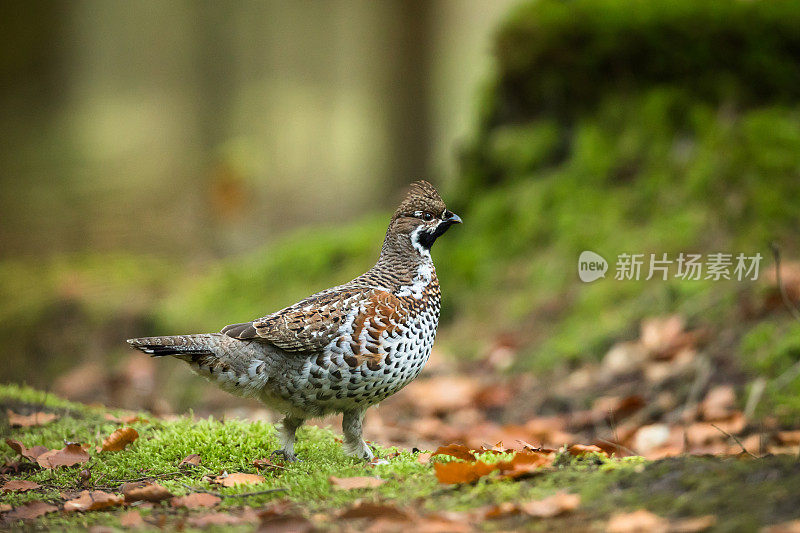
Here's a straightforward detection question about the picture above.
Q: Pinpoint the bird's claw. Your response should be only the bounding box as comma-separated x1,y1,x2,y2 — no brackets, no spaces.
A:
270,449,300,463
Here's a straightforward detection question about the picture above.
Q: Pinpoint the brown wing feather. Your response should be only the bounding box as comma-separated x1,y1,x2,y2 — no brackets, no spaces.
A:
221,288,411,362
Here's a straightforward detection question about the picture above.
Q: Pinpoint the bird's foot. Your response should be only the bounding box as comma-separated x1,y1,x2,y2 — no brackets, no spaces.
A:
270,449,301,463
345,441,374,461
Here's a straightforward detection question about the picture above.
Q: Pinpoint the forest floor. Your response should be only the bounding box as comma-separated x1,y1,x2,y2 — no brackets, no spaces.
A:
2,384,800,532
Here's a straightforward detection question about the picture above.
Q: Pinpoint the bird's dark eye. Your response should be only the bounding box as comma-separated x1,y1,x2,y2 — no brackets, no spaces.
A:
423,212,434,221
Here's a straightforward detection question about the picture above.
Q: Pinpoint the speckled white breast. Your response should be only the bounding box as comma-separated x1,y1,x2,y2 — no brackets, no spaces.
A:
267,294,440,417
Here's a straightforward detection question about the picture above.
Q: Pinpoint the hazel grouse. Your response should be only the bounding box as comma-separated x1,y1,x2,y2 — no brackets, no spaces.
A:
128,181,461,461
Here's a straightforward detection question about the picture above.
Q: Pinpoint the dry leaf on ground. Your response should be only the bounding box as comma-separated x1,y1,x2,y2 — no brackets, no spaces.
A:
6,501,58,520
0,503,12,512
7,410,58,427
1,479,40,492
64,490,123,512
701,386,736,421
520,492,580,517
607,510,669,533
432,444,477,461
119,510,145,528
434,460,497,484
104,413,147,424
37,443,90,469
670,515,717,533
119,481,147,493
260,515,316,533
415,512,473,533
212,472,265,487
171,492,221,509
417,452,432,464
252,458,282,471
762,520,800,533
5,438,49,462
179,454,201,467
329,475,386,490
188,510,259,527
568,444,609,457
123,483,173,503
776,431,800,445
338,501,412,520
100,427,139,452
484,502,519,519
497,450,555,479
401,376,480,414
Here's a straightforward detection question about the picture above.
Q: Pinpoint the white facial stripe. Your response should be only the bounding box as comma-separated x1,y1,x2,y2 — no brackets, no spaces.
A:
409,227,432,261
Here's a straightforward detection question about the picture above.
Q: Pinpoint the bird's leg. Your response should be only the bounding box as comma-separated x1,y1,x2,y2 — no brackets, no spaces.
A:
342,408,373,461
272,415,304,462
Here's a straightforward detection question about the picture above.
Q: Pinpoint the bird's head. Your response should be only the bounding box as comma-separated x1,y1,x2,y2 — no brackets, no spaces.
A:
386,181,462,257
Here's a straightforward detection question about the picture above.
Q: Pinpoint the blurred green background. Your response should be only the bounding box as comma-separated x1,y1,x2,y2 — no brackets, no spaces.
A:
2,0,800,423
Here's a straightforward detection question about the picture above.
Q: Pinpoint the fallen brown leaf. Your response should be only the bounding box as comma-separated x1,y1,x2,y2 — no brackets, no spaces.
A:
0,503,12,513
6,501,58,520
123,483,173,503
338,501,411,520
701,385,736,421
252,458,282,471
606,509,669,533
329,475,386,490
212,472,265,487
171,492,221,509
7,410,58,427
188,511,259,527
101,427,139,452
670,515,717,532
119,510,145,528
776,431,800,446
520,492,580,517
400,376,480,414
260,514,316,533
434,460,497,484
5,438,49,462
483,502,518,519
1,479,40,492
417,452,432,464
497,450,555,479
432,444,476,461
762,519,800,533
64,490,123,512
568,444,609,457
179,454,202,467
36,443,90,469
119,481,147,493
415,512,473,533
104,413,148,424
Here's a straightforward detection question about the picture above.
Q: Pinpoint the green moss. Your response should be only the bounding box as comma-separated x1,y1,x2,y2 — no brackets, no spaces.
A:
740,321,800,423
4,386,800,530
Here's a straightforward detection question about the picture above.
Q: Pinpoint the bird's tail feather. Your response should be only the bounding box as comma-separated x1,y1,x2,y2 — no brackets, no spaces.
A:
127,334,269,397
127,335,216,357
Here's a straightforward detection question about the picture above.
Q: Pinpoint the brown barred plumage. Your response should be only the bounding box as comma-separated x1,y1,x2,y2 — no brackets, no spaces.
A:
128,181,461,461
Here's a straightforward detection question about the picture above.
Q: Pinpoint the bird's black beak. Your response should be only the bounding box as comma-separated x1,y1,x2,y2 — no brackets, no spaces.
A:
442,210,462,225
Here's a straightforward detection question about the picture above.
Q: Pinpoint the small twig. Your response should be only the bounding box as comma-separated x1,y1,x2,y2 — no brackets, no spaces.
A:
771,242,800,322
710,423,758,459
180,483,288,498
